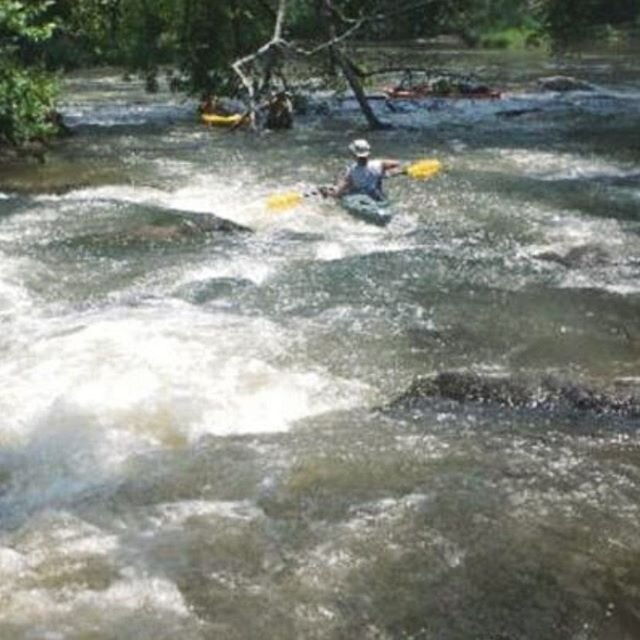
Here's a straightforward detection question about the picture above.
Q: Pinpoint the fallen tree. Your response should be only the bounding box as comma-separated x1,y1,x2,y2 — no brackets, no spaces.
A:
229,0,444,130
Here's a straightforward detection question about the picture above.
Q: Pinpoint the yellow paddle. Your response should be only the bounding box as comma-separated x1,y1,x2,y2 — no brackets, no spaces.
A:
403,158,442,179
266,158,442,211
265,188,322,211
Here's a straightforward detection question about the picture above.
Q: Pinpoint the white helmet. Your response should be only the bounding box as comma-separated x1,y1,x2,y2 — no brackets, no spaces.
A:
349,138,371,157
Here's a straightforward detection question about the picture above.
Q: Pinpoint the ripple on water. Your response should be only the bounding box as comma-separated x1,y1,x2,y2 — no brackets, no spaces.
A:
495,148,638,181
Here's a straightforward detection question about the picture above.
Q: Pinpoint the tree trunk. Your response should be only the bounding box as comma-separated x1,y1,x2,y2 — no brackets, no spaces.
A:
333,49,390,130
319,0,389,130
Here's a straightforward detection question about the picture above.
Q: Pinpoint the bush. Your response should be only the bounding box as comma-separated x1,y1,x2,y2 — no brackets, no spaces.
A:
0,63,58,147
480,27,543,50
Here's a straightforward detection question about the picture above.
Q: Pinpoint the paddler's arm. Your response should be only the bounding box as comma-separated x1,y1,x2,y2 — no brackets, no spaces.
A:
381,159,403,176
320,172,351,199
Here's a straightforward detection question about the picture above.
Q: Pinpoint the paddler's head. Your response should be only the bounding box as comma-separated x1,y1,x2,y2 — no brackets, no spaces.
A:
349,138,370,164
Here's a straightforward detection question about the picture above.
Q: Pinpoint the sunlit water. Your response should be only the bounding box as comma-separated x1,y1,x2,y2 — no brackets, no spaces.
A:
0,51,639,639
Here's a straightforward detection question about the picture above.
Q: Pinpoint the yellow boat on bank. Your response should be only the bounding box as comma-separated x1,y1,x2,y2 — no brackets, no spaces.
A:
201,113,245,127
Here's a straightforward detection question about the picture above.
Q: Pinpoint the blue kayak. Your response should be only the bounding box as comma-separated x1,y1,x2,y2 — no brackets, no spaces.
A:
340,194,392,227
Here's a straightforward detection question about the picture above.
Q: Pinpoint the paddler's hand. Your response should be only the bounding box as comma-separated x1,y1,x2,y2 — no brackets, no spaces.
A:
318,186,335,198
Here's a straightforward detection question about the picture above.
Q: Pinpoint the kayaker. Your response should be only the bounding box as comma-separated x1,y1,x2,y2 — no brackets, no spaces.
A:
264,91,293,130
199,94,245,117
198,94,223,115
322,139,401,225
326,139,401,200
230,91,293,131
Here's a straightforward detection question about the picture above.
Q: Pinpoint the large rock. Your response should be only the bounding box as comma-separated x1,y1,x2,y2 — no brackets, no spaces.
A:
51,206,251,254
390,370,640,418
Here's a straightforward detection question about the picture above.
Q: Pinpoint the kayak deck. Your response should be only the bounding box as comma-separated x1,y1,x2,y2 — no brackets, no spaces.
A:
340,194,392,227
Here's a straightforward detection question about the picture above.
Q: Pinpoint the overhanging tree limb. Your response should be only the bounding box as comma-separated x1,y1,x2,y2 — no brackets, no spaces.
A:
231,0,289,128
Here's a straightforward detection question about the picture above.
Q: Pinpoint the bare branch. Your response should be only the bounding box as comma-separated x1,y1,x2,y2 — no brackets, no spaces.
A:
294,18,366,57
326,0,438,28
230,0,439,131
294,0,437,58
230,0,289,128
273,0,287,41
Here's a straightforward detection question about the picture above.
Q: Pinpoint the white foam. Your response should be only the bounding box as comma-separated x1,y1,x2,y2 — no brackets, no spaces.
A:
44,173,261,230
176,259,275,286
61,102,192,127
0,574,193,636
0,306,371,450
547,213,623,244
37,184,168,206
151,499,263,529
0,548,27,576
0,508,197,635
495,148,636,181
0,256,36,325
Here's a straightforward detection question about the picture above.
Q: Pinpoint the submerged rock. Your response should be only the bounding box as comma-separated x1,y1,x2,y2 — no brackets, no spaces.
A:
533,244,611,269
175,276,255,304
497,107,543,119
174,211,252,234
537,76,596,92
390,370,640,418
51,208,251,254
111,213,251,245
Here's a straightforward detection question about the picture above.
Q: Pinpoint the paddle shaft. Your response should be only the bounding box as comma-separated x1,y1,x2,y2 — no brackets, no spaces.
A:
266,158,441,211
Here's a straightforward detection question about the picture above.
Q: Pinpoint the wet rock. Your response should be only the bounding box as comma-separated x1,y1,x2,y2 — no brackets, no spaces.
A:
123,214,250,243
52,209,251,254
176,211,252,234
390,371,640,418
498,107,543,119
175,276,255,304
537,76,596,92
534,244,611,269
105,210,251,244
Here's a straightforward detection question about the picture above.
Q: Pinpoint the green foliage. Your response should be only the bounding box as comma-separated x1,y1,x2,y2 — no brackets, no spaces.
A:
53,0,124,66
0,0,59,147
0,0,56,46
286,0,318,38
0,62,57,145
175,0,273,95
479,27,542,50
537,0,640,48
117,0,175,71
35,0,275,94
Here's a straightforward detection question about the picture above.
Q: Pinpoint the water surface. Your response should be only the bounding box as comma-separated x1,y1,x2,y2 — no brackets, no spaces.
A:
0,50,639,639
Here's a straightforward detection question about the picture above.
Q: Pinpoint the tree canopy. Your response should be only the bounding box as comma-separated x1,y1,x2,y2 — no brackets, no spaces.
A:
1,0,638,146
0,1,58,147
32,0,640,81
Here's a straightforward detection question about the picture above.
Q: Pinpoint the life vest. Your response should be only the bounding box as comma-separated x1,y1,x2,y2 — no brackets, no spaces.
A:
346,160,385,201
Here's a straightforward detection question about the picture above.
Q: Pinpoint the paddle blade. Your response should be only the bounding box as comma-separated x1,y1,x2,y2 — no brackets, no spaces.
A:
406,159,442,180
266,191,304,211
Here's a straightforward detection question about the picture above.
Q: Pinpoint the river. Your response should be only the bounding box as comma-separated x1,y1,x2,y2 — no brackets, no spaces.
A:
0,47,639,639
